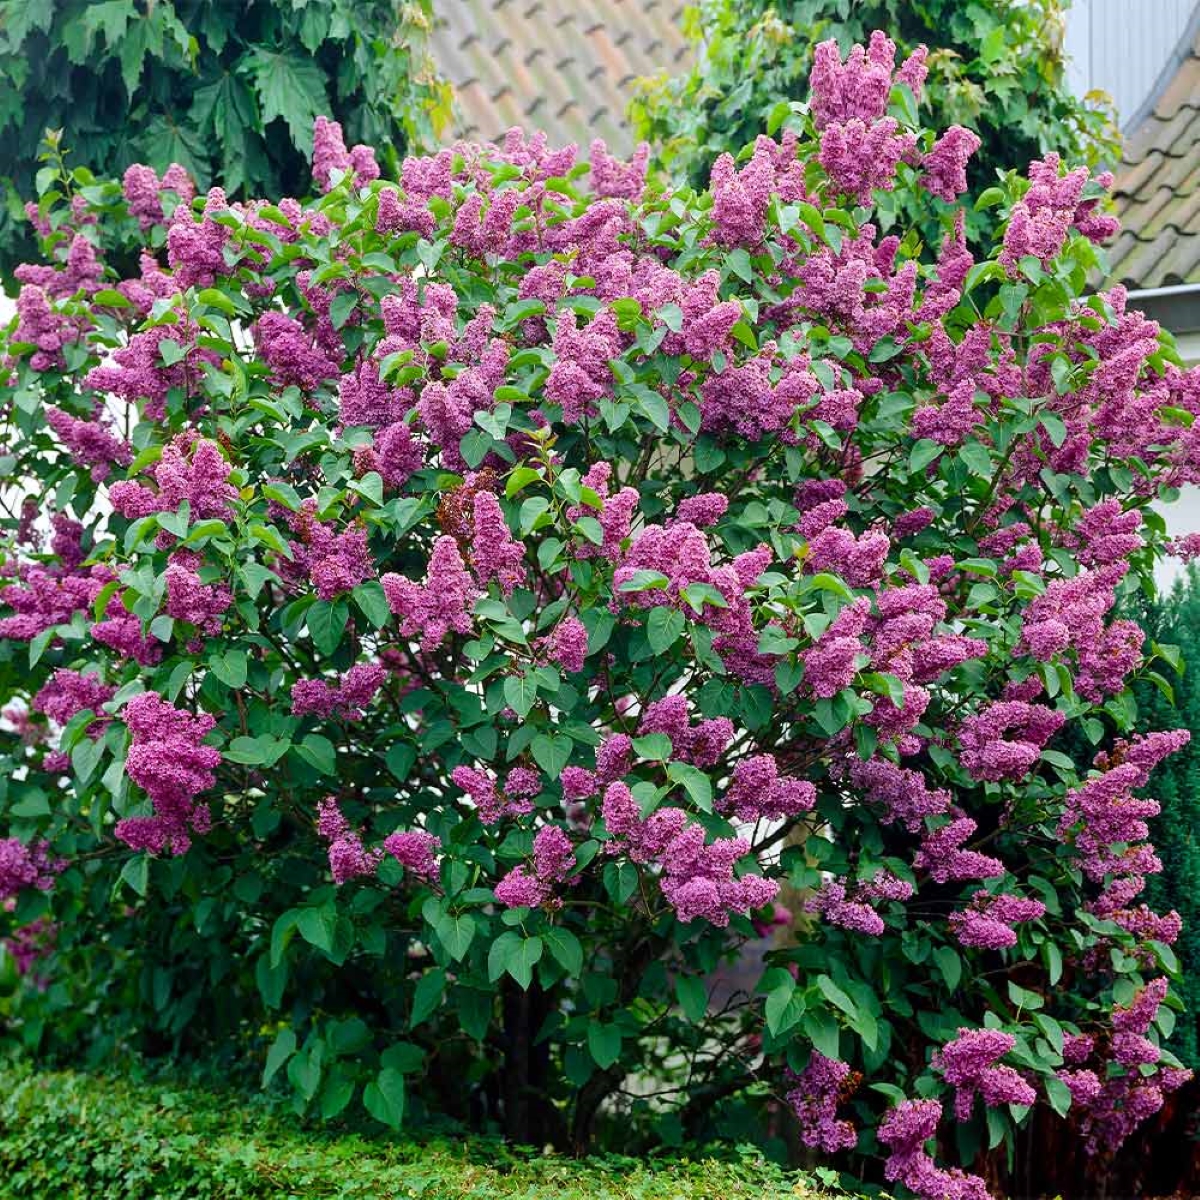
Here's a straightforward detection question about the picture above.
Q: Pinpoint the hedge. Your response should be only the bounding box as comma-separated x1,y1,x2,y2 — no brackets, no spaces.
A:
0,1065,859,1199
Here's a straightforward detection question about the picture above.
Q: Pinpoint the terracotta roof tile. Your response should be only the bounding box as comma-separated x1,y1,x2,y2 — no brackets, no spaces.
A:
1108,30,1200,289
429,0,691,155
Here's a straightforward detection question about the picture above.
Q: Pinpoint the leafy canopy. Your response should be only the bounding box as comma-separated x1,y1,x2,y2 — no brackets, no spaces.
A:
0,0,452,277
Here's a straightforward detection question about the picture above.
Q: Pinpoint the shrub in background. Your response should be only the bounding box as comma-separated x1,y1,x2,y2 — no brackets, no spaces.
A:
0,0,452,278
631,0,1120,247
0,31,1195,1199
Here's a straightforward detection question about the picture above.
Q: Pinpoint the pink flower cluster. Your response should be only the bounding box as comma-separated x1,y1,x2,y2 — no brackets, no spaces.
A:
638,694,733,769
933,1028,1036,1120
494,825,575,908
116,692,221,855
949,891,1046,949
957,701,1064,782
1001,153,1119,272
382,535,479,651
110,436,238,522
452,764,540,825
720,754,815,822
0,838,63,901
312,116,380,192
601,782,778,926
878,1099,989,1200
45,404,132,482
317,797,439,886
122,163,195,230
1057,979,1192,1153
291,663,387,720
785,1052,858,1152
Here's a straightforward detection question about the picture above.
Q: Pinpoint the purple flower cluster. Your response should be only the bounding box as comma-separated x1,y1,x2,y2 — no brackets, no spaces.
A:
287,502,375,600
1001,153,1119,273
470,491,527,595
949,891,1046,949
382,535,479,651
122,163,194,230
32,668,115,734
0,838,63,901
957,701,1064,782
601,783,778,926
45,404,132,482
540,615,588,674
451,765,539,825
637,694,733,769
933,1028,1036,1120
317,796,382,884
312,116,380,192
494,825,575,909
785,1052,858,1152
165,554,232,634
291,663,387,720
116,692,221,855
1057,978,1192,1153
110,436,238,522
878,1099,989,1200
720,754,815,821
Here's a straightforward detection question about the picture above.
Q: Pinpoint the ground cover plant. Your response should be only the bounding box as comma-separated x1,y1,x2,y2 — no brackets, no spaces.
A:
0,1064,850,1199
0,28,1196,1199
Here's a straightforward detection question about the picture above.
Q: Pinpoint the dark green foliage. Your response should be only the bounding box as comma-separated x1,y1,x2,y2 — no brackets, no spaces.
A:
0,0,452,276
1136,566,1200,1070
0,1065,853,1199
631,0,1120,246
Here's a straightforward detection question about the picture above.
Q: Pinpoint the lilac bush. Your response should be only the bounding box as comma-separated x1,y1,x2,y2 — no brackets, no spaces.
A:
0,31,1195,1193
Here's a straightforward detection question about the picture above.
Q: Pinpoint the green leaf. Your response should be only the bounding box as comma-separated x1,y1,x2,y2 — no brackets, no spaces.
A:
631,733,671,762
676,976,707,1023
802,1010,841,1060
909,439,942,474
531,733,572,779
543,926,583,976
1045,1075,1072,1118
262,1028,296,1087
294,735,336,776
435,912,476,962
209,649,247,689
410,968,445,1028
647,607,685,654
503,674,538,719
488,932,543,989
666,762,712,812
353,581,391,630
297,904,337,955
245,48,329,148
934,946,961,991
118,855,149,898
587,1022,622,1069
363,1068,406,1129
816,974,858,1018
765,977,797,1036
308,600,349,655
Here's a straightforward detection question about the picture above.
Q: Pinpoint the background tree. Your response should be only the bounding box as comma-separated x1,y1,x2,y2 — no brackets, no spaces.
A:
0,0,452,279
630,0,1119,246
1135,566,1200,1070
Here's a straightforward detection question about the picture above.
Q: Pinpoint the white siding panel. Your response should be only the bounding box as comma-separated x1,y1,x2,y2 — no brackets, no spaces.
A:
1065,0,1198,125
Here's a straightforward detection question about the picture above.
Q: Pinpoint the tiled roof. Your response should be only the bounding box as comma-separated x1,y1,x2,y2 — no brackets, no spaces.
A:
428,0,692,156
1108,24,1200,289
